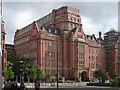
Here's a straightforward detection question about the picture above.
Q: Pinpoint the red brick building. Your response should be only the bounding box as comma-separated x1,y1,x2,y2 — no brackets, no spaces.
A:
2,21,7,70
104,30,120,77
2,21,7,84
14,6,105,81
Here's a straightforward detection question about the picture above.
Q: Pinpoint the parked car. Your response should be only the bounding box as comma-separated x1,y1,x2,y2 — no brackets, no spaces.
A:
67,80,73,83
58,80,64,83
4,82,12,90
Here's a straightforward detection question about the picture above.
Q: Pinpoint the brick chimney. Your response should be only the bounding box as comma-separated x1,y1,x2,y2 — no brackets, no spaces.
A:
99,31,102,39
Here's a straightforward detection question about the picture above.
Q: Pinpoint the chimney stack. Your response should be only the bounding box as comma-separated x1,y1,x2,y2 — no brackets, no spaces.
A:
99,31,102,39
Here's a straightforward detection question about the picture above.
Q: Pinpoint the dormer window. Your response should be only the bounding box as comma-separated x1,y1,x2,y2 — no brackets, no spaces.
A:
49,29,51,32
78,28,81,32
64,17,66,20
42,27,45,31
55,30,57,34
70,18,72,21
89,36,91,40
74,18,76,22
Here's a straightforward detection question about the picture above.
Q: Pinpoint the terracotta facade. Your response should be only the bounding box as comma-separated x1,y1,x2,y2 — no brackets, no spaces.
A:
14,6,105,81
2,21,7,70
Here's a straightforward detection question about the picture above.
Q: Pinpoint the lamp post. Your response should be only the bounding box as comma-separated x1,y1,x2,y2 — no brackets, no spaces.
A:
45,54,46,87
42,42,43,72
20,60,24,82
56,39,59,89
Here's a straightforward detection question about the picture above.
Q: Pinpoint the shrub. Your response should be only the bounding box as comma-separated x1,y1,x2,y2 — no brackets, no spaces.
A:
110,78,120,87
87,83,110,86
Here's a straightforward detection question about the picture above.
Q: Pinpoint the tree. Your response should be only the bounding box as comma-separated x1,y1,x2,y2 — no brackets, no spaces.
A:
93,69,106,83
55,73,60,80
7,52,31,81
108,68,117,82
46,73,51,82
3,67,14,80
30,65,44,82
20,58,31,75
35,65,42,81
30,66,36,82
40,73,45,82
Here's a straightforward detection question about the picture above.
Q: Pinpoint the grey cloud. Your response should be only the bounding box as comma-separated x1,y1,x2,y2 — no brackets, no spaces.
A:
2,2,118,44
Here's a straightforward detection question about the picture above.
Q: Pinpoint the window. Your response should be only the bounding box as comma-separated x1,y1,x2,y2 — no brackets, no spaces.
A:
77,35,80,38
54,70,56,75
45,51,47,57
96,57,98,62
48,70,49,73
83,62,84,67
89,49,91,54
80,53,82,59
74,18,76,22
48,60,50,67
51,52,53,57
83,54,84,59
48,51,49,57
59,70,62,76
96,64,99,69
54,52,55,58
77,19,79,23
51,70,53,76
96,49,98,54
71,24,72,29
45,70,46,75
89,56,90,61
91,56,94,61
89,63,90,68
54,61,56,67
64,17,66,20
48,43,49,49
60,61,62,67
79,53,80,59
102,65,104,69
74,24,76,27
60,53,62,58
64,24,66,29
78,28,81,32
91,63,94,68
81,62,82,67
45,60,46,66
51,43,53,49
55,30,57,34
49,29,51,32
66,70,68,77
92,49,94,54
70,18,72,21
79,61,80,67
51,60,53,67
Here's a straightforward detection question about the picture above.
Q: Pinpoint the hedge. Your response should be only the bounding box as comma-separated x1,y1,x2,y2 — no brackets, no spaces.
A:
87,83,110,86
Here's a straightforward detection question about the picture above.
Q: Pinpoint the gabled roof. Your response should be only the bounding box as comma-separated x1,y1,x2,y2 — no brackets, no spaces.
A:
67,27,77,38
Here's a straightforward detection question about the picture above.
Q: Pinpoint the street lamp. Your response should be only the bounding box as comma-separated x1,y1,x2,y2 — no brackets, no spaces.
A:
56,39,59,89
20,60,24,82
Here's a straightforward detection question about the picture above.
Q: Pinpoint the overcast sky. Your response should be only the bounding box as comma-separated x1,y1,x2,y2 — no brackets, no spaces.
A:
2,2,118,44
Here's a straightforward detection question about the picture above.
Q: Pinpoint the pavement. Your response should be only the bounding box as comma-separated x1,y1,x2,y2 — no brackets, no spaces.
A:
24,82,120,89
24,82,89,88
3,82,120,89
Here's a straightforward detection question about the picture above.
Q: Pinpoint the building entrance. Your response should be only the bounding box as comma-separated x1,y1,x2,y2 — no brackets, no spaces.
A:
81,71,87,81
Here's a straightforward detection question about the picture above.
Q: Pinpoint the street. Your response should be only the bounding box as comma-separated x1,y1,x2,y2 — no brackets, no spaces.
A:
24,82,120,90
